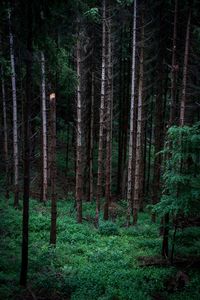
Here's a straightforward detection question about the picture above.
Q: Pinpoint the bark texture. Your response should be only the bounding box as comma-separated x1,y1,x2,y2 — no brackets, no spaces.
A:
127,0,137,226
41,51,48,202
96,0,106,225
8,10,19,207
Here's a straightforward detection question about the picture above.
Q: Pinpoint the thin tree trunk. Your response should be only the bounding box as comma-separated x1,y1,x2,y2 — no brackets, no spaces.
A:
96,0,106,225
89,71,94,202
162,0,179,257
41,51,48,202
76,35,83,223
127,0,137,226
8,10,19,207
65,124,70,177
117,27,124,196
133,4,144,224
20,2,32,286
162,213,169,258
49,93,57,243
104,17,113,220
146,97,153,194
1,64,9,199
151,3,165,223
169,0,178,125
180,8,191,126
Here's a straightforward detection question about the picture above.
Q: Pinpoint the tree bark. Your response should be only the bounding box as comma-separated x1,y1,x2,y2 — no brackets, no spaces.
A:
8,10,19,207
169,0,178,125
104,17,113,220
49,93,57,243
151,3,165,223
133,6,144,224
20,2,32,287
89,71,94,202
117,27,124,196
127,0,137,226
1,63,9,199
75,35,83,223
41,51,48,202
96,0,106,225
180,8,191,126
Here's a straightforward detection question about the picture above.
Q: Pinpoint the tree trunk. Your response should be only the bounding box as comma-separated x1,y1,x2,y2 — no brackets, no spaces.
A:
96,0,106,225
8,10,19,207
162,0,179,258
49,93,57,244
133,6,144,224
151,4,165,223
20,3,32,287
41,51,48,202
1,63,9,199
117,28,124,196
127,0,137,226
146,97,153,195
169,0,178,125
180,8,191,126
104,17,113,220
76,35,83,223
89,71,94,202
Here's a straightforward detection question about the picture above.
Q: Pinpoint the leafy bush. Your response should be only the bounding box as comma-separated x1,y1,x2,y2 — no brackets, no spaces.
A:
98,221,119,236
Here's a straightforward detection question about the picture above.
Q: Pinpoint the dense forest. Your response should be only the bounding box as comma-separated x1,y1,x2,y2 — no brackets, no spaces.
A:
0,0,200,299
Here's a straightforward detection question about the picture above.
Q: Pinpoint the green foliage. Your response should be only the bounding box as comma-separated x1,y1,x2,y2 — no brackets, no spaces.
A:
84,7,100,22
117,0,134,6
154,123,200,216
98,221,119,236
0,198,199,299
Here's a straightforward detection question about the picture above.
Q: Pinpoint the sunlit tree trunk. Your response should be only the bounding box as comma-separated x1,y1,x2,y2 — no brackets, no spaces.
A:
96,0,106,225
127,0,137,226
49,93,57,243
180,8,191,126
41,51,48,202
76,35,83,223
8,10,19,207
104,17,113,220
133,4,144,224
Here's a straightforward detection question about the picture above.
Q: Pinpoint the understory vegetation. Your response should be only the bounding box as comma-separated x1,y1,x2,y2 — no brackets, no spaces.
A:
0,198,200,300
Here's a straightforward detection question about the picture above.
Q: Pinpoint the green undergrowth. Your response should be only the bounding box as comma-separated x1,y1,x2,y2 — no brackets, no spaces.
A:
0,197,199,299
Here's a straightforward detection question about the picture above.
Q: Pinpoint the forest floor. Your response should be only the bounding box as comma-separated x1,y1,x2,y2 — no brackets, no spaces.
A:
0,196,200,300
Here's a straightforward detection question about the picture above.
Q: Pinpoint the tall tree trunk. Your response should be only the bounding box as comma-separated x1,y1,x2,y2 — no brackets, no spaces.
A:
20,2,32,287
146,97,153,195
8,10,19,207
117,27,124,196
41,51,48,202
151,3,165,223
96,0,106,225
89,71,94,202
1,64,9,199
169,0,178,125
180,8,191,126
49,93,57,243
162,0,179,258
104,17,113,220
127,0,137,226
76,35,83,223
133,5,144,224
